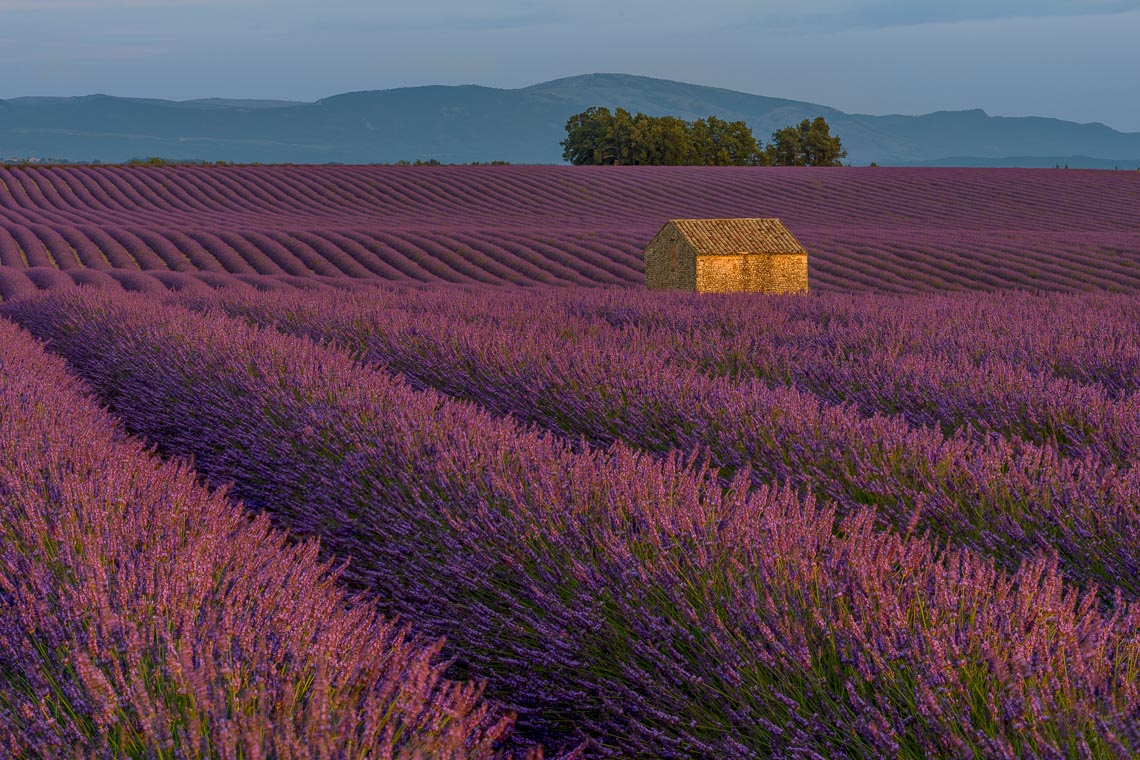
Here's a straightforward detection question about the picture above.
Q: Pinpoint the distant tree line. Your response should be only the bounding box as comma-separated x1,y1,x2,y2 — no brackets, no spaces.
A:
1,157,241,168
561,107,847,167
127,157,238,166
394,159,512,166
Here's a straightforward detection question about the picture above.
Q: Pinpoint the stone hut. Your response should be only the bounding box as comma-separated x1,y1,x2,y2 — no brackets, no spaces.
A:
644,218,809,293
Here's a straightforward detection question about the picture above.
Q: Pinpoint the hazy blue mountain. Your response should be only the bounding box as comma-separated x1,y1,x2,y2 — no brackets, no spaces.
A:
900,156,1140,170
2,73,1138,167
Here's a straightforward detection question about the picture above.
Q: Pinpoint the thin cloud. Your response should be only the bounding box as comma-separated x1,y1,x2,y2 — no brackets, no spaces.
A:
308,7,564,35
0,0,235,8
750,0,1140,30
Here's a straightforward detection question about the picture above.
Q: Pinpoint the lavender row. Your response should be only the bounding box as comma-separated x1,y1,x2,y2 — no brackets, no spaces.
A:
11,290,1140,757
4,165,1138,233
190,288,1140,598
0,220,642,286
4,164,1140,292
299,284,1140,462
614,291,1140,456
352,285,1140,406
357,287,1140,466
552,288,1140,399
0,317,511,757
0,264,392,302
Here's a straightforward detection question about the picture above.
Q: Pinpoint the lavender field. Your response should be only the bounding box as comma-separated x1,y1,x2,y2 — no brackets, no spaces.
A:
1,165,1140,757
0,165,1139,294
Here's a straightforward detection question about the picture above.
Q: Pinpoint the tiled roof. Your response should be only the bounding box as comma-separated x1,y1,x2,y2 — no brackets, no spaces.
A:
669,218,807,256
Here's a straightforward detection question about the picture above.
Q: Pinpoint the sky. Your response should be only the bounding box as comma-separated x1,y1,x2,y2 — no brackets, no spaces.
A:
3,0,1140,131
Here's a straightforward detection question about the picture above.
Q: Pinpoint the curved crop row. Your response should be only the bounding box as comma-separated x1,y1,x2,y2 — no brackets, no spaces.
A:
10,289,1140,757
0,317,512,758
187,288,1140,599
3,165,1138,232
0,264,390,300
317,286,1140,465
528,288,1140,398
373,285,1140,404
545,288,1140,398
1,165,1138,291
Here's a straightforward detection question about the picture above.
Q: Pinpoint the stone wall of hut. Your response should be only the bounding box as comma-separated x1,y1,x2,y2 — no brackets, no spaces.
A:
644,230,697,291
695,254,808,294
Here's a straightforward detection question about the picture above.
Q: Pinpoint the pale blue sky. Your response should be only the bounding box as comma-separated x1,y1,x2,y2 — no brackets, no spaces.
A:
3,0,1139,130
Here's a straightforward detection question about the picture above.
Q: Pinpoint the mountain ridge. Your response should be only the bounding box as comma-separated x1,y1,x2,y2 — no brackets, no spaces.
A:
2,73,1138,167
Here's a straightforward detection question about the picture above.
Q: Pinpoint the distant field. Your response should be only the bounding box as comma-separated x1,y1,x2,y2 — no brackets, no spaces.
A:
1,164,1138,296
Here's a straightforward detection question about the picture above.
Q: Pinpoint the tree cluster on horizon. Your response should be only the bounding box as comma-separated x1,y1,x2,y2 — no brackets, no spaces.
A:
561,107,847,167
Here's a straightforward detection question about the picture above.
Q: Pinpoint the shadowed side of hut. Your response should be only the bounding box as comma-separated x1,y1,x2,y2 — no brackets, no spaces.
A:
644,223,698,291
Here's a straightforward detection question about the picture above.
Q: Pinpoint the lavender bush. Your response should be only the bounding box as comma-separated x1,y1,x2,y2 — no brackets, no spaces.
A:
0,317,515,758
8,289,1140,757
187,287,1140,598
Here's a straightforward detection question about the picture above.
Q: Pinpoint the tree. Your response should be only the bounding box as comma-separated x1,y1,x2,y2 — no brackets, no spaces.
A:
561,107,619,165
562,108,765,166
801,117,847,166
691,116,766,166
609,107,636,165
561,108,844,167
765,117,847,167
766,125,804,166
629,114,692,165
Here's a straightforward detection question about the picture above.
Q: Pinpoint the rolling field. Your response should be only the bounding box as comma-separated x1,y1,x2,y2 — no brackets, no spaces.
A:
2,165,1140,757
0,164,1139,294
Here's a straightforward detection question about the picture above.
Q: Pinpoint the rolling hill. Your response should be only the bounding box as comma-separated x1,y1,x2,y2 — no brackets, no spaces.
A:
1,164,1138,298
3,74,1140,166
